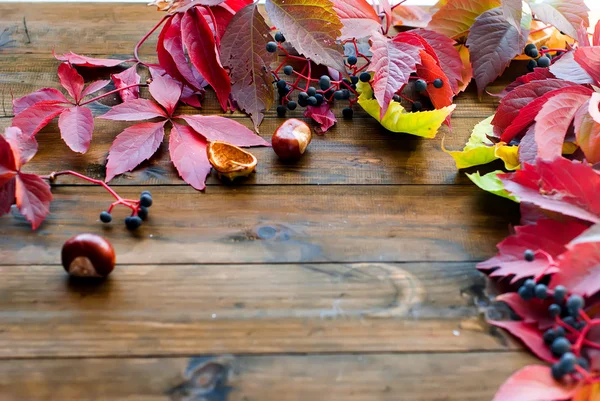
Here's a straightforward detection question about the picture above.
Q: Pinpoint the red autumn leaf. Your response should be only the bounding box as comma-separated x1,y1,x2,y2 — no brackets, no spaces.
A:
534,90,592,160
57,62,84,103
53,51,125,68
220,3,275,130
265,0,347,73
415,50,453,110
0,180,15,215
466,6,530,97
81,80,110,99
209,0,254,39
490,321,555,363
180,86,204,108
500,158,600,224
550,224,600,298
179,115,270,147
15,173,53,230
495,68,556,98
100,99,168,121
11,102,67,137
169,122,211,191
518,125,537,165
478,219,587,283
491,365,580,401
492,79,578,136
550,50,595,84
500,86,591,143
369,32,421,119
1,128,18,178
394,31,440,65
304,103,337,134
181,6,231,111
414,29,464,94
574,100,600,164
590,92,600,124
331,0,381,40
427,0,501,39
379,0,392,33
496,293,555,330
4,127,37,168
529,0,589,40
12,88,69,115
105,121,167,182
574,47,600,86
112,65,141,102
149,70,183,117
393,5,432,28
57,106,94,154
594,19,600,46
502,0,522,30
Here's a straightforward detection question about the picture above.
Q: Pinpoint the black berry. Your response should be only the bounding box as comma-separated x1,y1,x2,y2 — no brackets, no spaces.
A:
563,316,576,327
535,284,548,299
524,249,535,262
266,41,278,53
319,75,331,90
334,90,345,100
518,285,534,300
141,190,152,197
140,194,153,208
283,65,293,75
543,328,556,345
393,94,401,102
307,87,317,97
524,43,538,57
99,211,112,223
537,56,551,68
549,304,561,317
524,279,536,290
277,105,287,117
138,206,149,220
415,79,427,92
307,96,318,106
566,295,584,313
551,363,566,380
433,78,443,88
274,32,285,43
359,72,371,82
541,45,549,51
125,216,143,230
551,337,571,357
554,326,566,338
412,101,423,112
287,101,297,110
350,75,359,84
554,285,567,302
277,80,288,90
558,352,576,373
527,59,538,72
315,93,324,105
342,107,353,120
347,55,358,65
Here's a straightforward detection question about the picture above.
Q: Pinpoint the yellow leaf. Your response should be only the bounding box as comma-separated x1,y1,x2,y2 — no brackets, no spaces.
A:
466,171,518,201
356,82,455,138
494,144,520,170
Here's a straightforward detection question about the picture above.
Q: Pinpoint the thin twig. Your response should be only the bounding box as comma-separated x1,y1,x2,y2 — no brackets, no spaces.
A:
22,17,31,44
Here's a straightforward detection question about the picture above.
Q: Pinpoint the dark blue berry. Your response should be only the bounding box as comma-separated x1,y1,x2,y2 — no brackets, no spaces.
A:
278,86,290,97
393,94,401,102
563,316,576,327
277,105,287,117
287,101,297,110
574,321,587,331
554,286,567,302
412,101,422,112
298,97,308,107
141,190,152,197
334,90,344,100
540,45,549,51
527,59,538,72
559,352,576,373
543,328,556,345
537,56,551,68
554,326,566,338
433,78,443,88
549,304,561,317
315,93,324,105
138,206,149,220
551,337,571,357
347,55,358,65
298,92,309,101
359,72,371,82
551,363,566,380
140,194,153,208
283,65,293,75
518,285,534,300
567,295,585,313
274,32,285,43
535,284,548,299
266,41,278,53
524,43,538,57
415,79,427,92
342,107,353,120
342,78,352,86
307,87,317,97
319,75,331,90
307,96,318,106
524,279,536,290
524,249,535,261
99,211,112,223
277,80,288,90
350,75,359,84
125,216,143,230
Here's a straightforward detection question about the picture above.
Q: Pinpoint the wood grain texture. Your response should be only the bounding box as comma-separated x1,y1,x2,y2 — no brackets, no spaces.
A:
0,185,518,265
0,352,537,401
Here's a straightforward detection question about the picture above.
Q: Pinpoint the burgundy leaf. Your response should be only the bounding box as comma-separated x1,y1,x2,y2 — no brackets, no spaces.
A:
500,158,600,223
393,31,440,65
265,0,347,73
11,102,67,137
496,292,555,330
179,115,270,147
58,106,94,153
149,70,182,117
0,129,18,175
112,65,141,102
180,86,204,108
169,122,211,191
534,90,591,160
57,62,85,103
81,80,111,99
331,0,381,40
220,3,275,130
304,103,337,134
490,320,555,362
181,7,231,111
209,0,252,39
574,47,600,86
414,29,464,93
466,6,530,97
100,99,168,121
529,0,589,40
4,126,38,168
549,50,595,84
369,32,421,119
15,172,52,230
54,51,125,68
494,68,556,97
12,88,69,115
518,124,537,165
105,121,167,182
0,179,16,216
491,365,579,401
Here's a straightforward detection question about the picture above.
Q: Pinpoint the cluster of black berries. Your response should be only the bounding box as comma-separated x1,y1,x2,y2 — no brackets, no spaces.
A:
516,249,589,381
524,44,554,71
99,191,153,231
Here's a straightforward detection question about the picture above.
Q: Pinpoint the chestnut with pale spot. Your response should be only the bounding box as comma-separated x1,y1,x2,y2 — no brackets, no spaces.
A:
61,234,116,278
272,118,312,161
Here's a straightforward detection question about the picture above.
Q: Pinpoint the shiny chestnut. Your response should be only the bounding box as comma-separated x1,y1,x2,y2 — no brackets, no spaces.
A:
61,234,116,278
272,119,312,161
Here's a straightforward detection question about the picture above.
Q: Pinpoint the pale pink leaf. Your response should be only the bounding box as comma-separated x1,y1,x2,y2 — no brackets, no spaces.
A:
550,50,595,84
169,122,211,191
54,51,125,68
502,0,522,30
12,88,69,115
111,65,141,102
574,46,600,85
57,62,85,103
100,99,168,121
149,70,182,117
331,0,381,40
58,106,94,153
179,115,270,147
15,172,52,230
491,365,579,401
529,0,589,40
11,102,67,137
81,80,111,99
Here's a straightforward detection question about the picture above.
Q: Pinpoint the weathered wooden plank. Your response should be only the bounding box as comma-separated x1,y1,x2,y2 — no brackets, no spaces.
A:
0,352,536,401
0,185,518,265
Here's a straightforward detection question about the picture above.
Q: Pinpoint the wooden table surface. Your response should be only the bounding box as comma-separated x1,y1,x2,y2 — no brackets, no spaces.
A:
0,4,534,400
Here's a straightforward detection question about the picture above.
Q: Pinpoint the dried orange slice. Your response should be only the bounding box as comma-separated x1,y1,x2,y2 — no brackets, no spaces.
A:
207,141,257,181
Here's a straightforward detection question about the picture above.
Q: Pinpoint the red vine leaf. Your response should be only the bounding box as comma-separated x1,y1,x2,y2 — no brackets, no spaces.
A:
331,0,381,40
54,51,125,68
466,6,530,97
304,103,337,134
220,3,275,130
491,365,580,401
169,122,211,191
112,65,141,102
490,321,555,363
105,121,167,182
58,106,95,154
574,47,600,86
369,32,421,119
495,292,555,330
549,50,595,84
179,115,270,147
415,50,453,109
210,0,254,39
12,88,69,115
427,0,501,39
529,0,589,40
414,29,464,93
4,127,37,169
149,70,183,117
15,173,53,230
534,90,591,160
81,80,111,99
265,0,347,72
500,158,600,224
100,99,168,121
494,68,556,97
574,100,600,164
181,6,232,111
0,180,15,216
11,102,67,137
57,62,84,103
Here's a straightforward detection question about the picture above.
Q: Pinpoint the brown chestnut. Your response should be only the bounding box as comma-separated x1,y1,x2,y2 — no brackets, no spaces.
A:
61,234,116,278
272,118,312,160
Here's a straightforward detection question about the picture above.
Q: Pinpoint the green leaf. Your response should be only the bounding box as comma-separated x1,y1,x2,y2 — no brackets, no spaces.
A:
467,170,518,201
356,81,455,138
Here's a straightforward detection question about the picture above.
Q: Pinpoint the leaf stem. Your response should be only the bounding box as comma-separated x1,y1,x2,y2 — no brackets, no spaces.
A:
134,15,169,65
79,83,146,106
